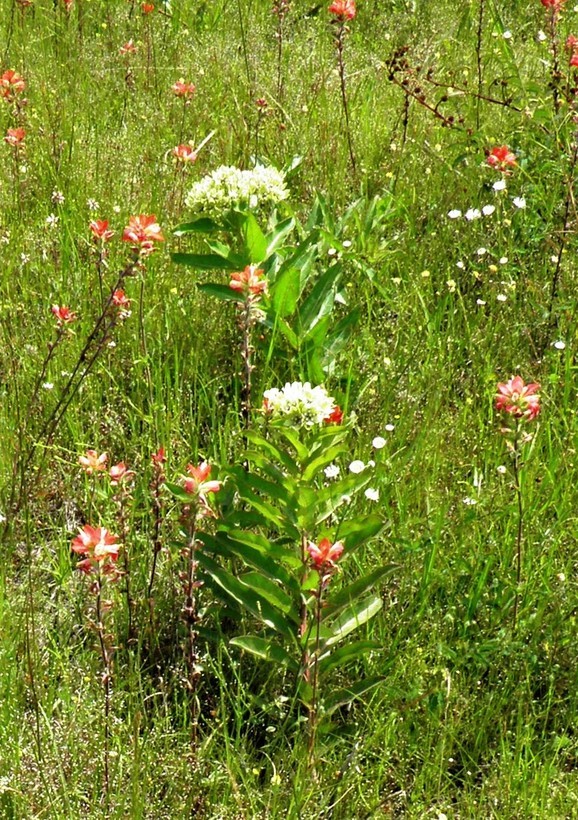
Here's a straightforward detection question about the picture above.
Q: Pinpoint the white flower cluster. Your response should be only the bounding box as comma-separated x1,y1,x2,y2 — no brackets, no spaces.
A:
263,382,336,428
185,164,289,218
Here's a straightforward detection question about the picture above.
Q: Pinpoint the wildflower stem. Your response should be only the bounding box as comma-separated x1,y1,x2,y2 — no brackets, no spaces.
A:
95,574,111,801
307,575,324,771
335,22,356,176
511,424,524,632
475,0,485,129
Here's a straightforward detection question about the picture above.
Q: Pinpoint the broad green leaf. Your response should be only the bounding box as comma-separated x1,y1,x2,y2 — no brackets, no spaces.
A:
230,636,298,671
297,265,341,337
173,218,221,234
164,481,193,503
317,640,381,675
242,212,268,264
323,676,385,716
196,552,295,638
197,531,298,588
301,443,347,482
244,430,299,474
265,217,295,258
324,595,383,648
171,252,238,271
271,266,301,318
324,566,395,617
337,514,386,553
197,283,241,302
240,572,298,621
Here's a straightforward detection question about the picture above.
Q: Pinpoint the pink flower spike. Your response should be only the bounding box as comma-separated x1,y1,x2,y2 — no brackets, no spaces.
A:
495,376,540,421
51,304,78,326
89,219,115,242
142,2,155,13
122,214,164,257
184,461,221,498
109,462,135,485
4,127,25,146
324,405,344,425
71,525,120,574
0,69,26,101
328,0,356,19
151,447,166,465
307,537,344,570
229,265,267,296
172,79,196,98
172,143,198,163
120,40,137,56
540,0,565,10
79,449,108,474
487,145,517,171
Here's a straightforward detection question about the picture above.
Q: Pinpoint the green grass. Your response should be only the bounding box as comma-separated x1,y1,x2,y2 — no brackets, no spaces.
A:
3,0,578,816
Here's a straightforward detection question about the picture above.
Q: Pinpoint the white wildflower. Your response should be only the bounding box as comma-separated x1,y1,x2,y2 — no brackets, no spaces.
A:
51,190,65,205
263,381,337,427
447,209,462,219
45,214,59,228
482,204,495,216
497,465,507,475
499,256,508,264
476,247,487,256
465,208,481,221
462,497,478,506
554,340,566,350
493,179,507,191
324,464,340,479
497,294,507,302
372,436,386,449
512,196,526,209
185,164,289,219
384,423,395,432
365,488,380,501
349,460,365,474
87,198,100,212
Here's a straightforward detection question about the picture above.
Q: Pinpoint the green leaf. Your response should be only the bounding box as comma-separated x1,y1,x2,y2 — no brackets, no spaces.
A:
164,481,192,503
338,514,386,553
196,552,296,639
230,636,298,671
173,217,222,234
317,640,381,675
242,212,268,264
324,567,395,617
297,265,341,337
198,530,299,587
324,595,383,648
244,431,299,474
197,283,241,302
301,443,347,482
323,676,385,716
265,217,295,258
171,252,238,271
240,571,299,621
271,266,301,318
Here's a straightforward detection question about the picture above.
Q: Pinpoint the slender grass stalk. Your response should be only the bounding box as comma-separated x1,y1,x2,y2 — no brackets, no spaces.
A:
511,422,524,633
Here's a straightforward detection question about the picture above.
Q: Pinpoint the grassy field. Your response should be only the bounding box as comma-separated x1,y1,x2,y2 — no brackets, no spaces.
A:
2,0,578,817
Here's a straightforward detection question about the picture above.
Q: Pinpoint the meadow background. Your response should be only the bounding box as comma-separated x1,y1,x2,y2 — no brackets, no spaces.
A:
2,0,578,817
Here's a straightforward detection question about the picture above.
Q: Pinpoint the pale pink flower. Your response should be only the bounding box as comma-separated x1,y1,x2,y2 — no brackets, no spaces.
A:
119,40,137,56
4,127,25,146
89,219,114,242
229,265,267,296
71,525,120,574
172,143,197,163
172,79,196,98
328,0,356,20
184,461,221,498
79,449,108,474
122,214,164,256
109,462,135,485
307,537,344,570
51,304,78,326
495,376,540,421
0,69,26,101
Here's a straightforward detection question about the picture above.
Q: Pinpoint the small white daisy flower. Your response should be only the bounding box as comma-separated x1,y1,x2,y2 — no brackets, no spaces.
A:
324,464,340,479
493,179,507,191
512,196,526,209
349,460,365,474
447,209,462,219
372,436,386,449
482,204,496,216
365,488,380,502
465,208,481,221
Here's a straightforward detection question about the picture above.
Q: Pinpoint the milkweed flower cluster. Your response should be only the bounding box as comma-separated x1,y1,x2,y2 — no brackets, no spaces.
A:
263,382,343,428
495,376,540,421
185,164,289,219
